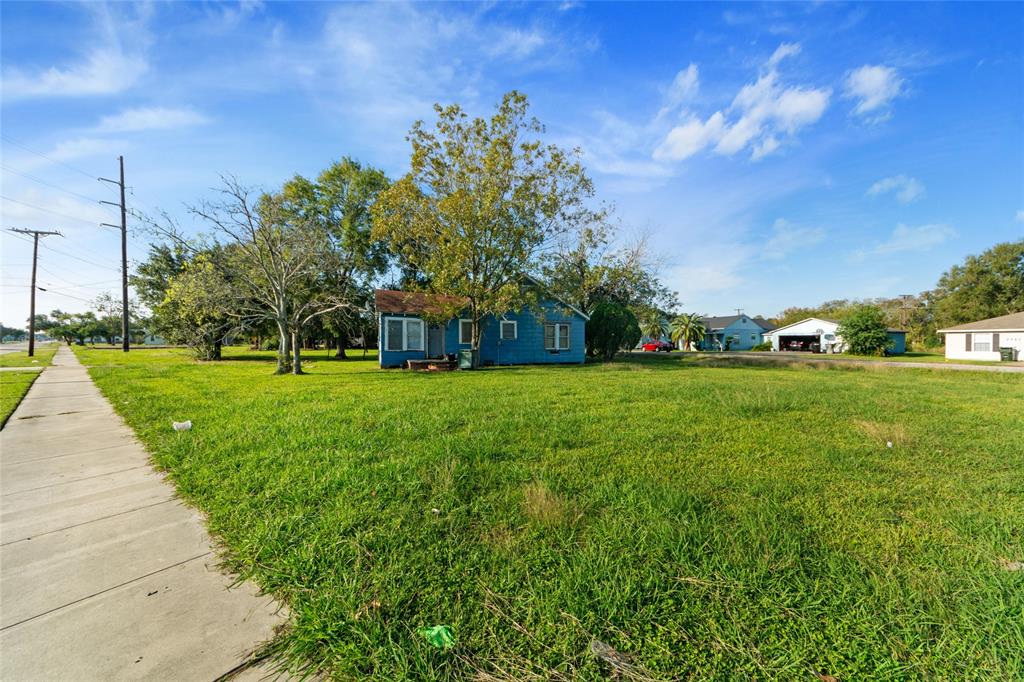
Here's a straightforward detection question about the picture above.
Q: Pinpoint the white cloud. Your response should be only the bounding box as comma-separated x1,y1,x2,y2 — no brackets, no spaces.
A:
761,218,825,260
767,42,801,68
1016,209,1024,223
94,107,210,133
654,43,831,162
665,64,700,108
486,29,547,60
852,223,955,260
2,48,147,101
866,175,925,204
653,113,725,161
844,65,905,118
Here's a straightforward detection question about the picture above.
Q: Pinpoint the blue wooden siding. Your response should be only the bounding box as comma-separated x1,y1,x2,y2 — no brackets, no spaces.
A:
887,331,907,354
379,301,587,368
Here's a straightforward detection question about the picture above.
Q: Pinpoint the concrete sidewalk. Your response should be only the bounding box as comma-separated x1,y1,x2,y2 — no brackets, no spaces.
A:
1,346,285,681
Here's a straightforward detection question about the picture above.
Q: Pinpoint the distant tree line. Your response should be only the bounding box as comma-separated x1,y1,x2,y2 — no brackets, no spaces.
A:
772,240,1024,349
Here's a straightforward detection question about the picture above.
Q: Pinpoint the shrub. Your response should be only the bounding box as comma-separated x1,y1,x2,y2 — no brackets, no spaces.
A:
838,305,892,356
750,342,772,352
586,302,641,360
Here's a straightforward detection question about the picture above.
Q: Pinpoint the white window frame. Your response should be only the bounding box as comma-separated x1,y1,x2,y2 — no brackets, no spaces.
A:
544,323,570,351
500,320,518,341
383,316,425,352
459,319,473,345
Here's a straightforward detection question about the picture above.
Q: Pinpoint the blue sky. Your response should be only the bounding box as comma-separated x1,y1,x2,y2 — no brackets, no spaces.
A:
2,1,1022,326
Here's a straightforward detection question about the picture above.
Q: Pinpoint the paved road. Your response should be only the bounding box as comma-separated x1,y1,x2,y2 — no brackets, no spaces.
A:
690,351,1024,373
0,346,286,680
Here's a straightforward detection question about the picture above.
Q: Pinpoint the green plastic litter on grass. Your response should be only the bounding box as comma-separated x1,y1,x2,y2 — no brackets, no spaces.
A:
418,625,455,650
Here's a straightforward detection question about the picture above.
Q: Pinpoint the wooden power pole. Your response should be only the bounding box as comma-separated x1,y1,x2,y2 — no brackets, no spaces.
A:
9,228,62,357
100,156,129,352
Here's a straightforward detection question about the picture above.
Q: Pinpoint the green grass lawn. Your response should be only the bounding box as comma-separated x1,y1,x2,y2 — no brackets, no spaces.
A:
74,346,1023,680
0,371,40,427
0,343,58,368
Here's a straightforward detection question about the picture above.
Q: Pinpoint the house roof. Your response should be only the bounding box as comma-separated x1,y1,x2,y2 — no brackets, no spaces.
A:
374,289,468,316
700,314,775,331
937,311,1024,333
374,283,591,321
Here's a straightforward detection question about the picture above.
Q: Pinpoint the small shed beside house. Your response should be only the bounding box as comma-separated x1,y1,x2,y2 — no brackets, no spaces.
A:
937,311,1024,361
762,317,907,354
375,287,589,368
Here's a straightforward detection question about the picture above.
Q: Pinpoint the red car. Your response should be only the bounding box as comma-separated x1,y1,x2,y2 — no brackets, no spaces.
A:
642,340,674,352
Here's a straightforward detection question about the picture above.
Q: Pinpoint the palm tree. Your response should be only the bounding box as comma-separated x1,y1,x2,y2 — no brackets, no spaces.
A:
639,312,669,344
670,313,705,351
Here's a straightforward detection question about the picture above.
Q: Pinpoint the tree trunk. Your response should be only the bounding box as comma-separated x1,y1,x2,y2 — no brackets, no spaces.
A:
471,315,481,368
213,339,222,360
276,322,291,374
335,331,348,359
291,331,303,374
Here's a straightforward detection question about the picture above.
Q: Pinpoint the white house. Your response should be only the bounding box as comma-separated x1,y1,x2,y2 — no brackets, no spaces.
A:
761,317,907,354
937,311,1024,361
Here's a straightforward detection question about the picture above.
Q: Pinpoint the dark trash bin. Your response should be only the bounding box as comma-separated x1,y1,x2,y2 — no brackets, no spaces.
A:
458,349,478,369
999,347,1015,362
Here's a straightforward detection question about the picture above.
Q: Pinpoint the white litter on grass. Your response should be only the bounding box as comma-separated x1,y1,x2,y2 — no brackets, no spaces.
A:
886,441,893,448
172,420,192,431
31,360,38,364
431,508,441,515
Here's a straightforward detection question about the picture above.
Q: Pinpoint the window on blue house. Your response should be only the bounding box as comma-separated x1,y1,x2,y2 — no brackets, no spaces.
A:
544,323,570,350
384,317,423,351
385,319,403,351
500,320,517,340
459,319,473,345
406,319,424,351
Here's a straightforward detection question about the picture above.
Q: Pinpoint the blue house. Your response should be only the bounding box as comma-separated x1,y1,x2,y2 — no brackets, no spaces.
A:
375,287,589,368
698,314,776,351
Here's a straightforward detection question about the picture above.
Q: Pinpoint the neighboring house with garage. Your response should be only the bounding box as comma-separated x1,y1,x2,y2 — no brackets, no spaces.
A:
374,286,589,368
762,317,907,354
697,314,776,351
937,311,1024,361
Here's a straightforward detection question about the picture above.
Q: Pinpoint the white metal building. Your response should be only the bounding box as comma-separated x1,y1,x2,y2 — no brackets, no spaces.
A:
937,311,1024,361
761,317,907,354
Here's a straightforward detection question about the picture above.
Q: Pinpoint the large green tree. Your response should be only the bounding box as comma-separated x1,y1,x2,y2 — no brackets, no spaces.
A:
280,158,389,357
586,301,641,360
372,91,601,361
932,240,1024,327
189,179,355,374
156,255,237,360
838,305,892,355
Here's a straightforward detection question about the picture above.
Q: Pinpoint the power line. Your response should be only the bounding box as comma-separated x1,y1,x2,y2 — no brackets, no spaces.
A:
0,135,98,181
0,164,117,213
5,228,122,273
0,194,109,228
35,287,94,303
38,241,120,272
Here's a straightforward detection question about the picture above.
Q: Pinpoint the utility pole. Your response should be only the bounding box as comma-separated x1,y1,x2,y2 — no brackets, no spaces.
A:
897,294,918,328
100,156,129,352
9,228,62,357
735,308,744,317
